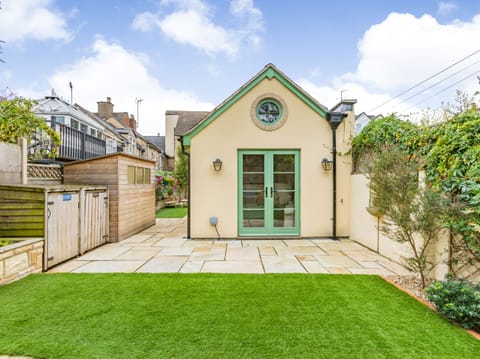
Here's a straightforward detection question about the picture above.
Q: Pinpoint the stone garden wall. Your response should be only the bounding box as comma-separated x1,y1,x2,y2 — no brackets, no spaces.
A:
0,238,44,285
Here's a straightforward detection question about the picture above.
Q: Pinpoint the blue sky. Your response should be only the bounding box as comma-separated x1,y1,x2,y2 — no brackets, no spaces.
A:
1,0,480,135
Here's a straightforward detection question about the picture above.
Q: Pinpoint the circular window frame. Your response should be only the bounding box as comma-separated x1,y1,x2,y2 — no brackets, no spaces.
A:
250,93,288,131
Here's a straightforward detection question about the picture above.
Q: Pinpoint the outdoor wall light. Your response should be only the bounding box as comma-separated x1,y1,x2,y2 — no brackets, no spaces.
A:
213,158,223,171
321,158,333,171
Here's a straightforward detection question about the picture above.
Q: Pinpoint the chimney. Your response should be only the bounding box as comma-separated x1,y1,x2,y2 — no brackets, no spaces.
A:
129,114,137,131
97,97,114,119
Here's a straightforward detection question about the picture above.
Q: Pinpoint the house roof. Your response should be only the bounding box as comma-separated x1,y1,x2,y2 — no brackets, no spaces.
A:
166,110,210,136
182,63,329,146
75,103,125,141
33,96,104,131
144,136,165,152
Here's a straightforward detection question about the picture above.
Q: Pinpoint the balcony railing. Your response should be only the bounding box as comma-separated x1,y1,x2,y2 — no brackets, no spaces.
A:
56,123,106,160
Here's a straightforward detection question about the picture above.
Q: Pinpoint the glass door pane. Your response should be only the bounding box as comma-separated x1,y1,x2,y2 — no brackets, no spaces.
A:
273,154,296,228
242,154,265,228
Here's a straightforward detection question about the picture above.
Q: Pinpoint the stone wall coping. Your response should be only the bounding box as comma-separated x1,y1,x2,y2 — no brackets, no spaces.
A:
0,238,44,254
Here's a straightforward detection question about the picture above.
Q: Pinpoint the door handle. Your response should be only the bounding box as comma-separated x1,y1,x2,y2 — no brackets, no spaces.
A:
270,187,273,197
265,187,268,198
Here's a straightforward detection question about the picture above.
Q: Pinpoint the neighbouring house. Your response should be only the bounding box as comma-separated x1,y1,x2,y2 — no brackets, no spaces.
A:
95,97,163,170
165,110,209,170
144,135,168,171
33,92,108,161
181,63,355,239
355,112,382,134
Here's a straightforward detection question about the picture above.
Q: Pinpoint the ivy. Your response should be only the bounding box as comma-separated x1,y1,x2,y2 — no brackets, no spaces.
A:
352,114,418,171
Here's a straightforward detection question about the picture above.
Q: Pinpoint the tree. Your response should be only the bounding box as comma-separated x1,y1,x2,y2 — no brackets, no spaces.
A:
368,146,447,288
0,97,61,159
173,146,188,200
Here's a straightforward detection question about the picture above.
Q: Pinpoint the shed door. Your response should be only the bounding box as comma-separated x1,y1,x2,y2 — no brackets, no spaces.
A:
46,192,79,267
239,150,300,236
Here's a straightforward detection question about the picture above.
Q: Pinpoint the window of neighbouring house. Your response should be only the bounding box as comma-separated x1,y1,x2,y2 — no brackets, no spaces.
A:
51,115,65,124
70,119,79,130
90,128,96,137
80,123,88,133
106,138,117,154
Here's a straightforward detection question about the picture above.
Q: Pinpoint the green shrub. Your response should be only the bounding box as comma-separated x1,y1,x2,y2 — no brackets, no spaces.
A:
425,275,480,331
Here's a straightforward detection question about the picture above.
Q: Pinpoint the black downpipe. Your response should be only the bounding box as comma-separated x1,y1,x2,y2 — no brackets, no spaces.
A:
332,126,337,240
327,112,347,241
180,138,190,239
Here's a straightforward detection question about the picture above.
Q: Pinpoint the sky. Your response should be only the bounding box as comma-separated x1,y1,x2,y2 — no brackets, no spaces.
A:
1,0,480,135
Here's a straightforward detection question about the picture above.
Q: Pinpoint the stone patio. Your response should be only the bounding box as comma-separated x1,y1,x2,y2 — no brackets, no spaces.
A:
49,218,410,275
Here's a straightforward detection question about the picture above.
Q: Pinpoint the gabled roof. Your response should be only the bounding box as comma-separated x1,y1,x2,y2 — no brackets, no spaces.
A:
144,136,165,152
33,96,104,130
75,103,125,141
166,110,210,136
182,63,328,146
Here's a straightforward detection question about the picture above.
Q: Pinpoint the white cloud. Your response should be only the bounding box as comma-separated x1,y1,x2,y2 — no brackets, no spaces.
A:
301,12,480,116
131,0,264,56
131,11,160,32
43,38,213,135
159,9,239,56
0,0,72,42
438,2,457,15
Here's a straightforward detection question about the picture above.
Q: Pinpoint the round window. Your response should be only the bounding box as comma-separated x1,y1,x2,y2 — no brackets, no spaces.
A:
251,94,288,131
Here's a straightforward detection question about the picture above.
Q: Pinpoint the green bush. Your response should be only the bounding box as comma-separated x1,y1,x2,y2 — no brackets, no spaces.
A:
425,275,480,331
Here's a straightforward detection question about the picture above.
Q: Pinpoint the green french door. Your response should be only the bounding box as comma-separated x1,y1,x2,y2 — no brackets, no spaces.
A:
238,150,300,236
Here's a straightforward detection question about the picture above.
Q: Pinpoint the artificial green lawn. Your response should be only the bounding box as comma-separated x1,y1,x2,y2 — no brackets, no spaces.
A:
155,206,187,218
1,274,479,358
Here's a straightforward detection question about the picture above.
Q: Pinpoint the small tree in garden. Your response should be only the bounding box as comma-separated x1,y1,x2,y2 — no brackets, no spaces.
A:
174,146,188,200
0,97,60,158
368,146,447,288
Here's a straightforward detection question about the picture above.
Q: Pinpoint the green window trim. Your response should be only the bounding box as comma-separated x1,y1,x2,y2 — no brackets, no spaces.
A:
182,65,327,146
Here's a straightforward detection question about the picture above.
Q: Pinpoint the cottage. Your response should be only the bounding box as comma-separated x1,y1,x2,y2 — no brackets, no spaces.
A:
182,64,355,239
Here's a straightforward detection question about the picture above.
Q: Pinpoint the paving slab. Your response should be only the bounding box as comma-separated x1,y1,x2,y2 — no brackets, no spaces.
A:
277,246,327,256
258,246,277,256
115,249,160,261
262,256,306,273
76,245,130,261
180,261,204,273
226,247,260,261
158,247,194,256
202,260,263,273
48,259,90,273
137,256,188,273
314,255,362,268
121,234,153,243
153,237,188,247
301,260,329,273
283,239,315,247
73,260,144,273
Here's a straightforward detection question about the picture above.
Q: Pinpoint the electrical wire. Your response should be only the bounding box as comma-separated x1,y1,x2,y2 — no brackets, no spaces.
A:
403,69,480,112
368,48,480,113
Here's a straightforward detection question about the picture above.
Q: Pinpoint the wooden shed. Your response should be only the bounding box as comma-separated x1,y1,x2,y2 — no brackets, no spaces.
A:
63,153,155,242
0,184,108,269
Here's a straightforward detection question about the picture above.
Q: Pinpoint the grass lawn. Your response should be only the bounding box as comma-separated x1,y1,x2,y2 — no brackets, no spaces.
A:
155,206,187,218
1,274,479,358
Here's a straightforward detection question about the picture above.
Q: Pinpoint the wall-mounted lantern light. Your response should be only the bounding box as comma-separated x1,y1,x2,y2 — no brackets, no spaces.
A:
321,158,333,171
213,158,223,171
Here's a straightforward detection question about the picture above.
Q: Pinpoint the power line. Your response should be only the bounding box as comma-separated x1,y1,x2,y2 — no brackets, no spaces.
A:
368,48,480,112
391,60,479,110
403,69,480,112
